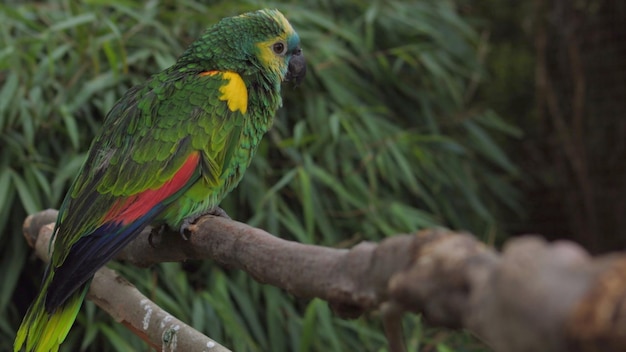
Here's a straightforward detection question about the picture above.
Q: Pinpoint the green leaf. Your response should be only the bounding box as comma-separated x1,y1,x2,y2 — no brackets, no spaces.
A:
0,170,12,215
297,166,315,241
98,324,136,351
0,235,25,316
11,171,40,214
0,71,18,119
464,119,517,173
48,13,97,32
298,299,320,352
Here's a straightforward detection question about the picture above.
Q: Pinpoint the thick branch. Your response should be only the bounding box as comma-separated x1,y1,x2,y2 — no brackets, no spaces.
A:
24,210,626,352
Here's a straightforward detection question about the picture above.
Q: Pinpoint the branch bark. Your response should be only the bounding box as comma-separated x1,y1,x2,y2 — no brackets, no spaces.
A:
24,209,626,352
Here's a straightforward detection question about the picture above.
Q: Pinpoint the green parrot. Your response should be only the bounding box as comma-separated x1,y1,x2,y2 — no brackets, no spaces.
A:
15,8,305,352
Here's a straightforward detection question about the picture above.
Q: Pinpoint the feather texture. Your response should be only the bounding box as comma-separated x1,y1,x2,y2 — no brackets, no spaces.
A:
15,9,304,351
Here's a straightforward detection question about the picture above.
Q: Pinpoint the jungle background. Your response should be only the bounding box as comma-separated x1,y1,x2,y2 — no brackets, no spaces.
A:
1,0,624,351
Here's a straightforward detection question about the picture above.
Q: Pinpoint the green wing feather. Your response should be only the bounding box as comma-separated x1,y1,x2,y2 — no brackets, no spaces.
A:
15,69,250,352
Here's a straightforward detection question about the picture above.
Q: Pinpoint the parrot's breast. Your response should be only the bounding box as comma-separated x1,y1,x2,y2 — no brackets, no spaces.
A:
158,88,276,228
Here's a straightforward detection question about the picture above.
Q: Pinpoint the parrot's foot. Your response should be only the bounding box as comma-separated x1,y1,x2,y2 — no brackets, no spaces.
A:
148,224,168,248
179,206,231,240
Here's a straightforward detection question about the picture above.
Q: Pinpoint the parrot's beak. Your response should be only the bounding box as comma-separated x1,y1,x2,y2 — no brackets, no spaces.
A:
285,47,306,86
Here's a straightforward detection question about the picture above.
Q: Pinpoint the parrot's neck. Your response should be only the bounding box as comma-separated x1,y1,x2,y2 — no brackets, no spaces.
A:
244,72,284,133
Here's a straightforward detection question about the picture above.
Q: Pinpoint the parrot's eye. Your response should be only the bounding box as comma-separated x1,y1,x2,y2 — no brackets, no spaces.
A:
272,42,287,55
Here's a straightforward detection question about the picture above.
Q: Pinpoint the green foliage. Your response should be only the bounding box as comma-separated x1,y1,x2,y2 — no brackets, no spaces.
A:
1,0,518,351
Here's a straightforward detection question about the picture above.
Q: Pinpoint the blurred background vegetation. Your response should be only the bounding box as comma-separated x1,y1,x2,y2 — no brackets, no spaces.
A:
1,0,624,351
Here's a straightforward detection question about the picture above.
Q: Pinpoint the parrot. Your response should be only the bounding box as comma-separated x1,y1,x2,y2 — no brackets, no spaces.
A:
14,8,305,352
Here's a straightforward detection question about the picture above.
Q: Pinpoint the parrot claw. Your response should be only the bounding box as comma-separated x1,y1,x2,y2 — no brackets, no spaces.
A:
179,206,231,240
148,224,168,248
207,206,231,220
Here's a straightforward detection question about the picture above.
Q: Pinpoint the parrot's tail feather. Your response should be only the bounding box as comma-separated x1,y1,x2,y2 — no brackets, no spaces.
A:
14,283,89,352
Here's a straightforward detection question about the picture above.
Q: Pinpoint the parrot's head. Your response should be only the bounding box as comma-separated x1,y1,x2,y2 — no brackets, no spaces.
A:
180,9,306,86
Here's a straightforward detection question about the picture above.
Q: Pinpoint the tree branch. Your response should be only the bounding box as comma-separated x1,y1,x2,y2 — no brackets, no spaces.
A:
24,210,626,352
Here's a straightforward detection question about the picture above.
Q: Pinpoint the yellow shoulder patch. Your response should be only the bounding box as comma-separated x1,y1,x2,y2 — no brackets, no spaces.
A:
219,72,248,114
199,71,248,113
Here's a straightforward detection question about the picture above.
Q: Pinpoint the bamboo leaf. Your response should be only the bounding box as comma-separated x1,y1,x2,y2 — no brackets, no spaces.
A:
48,13,97,32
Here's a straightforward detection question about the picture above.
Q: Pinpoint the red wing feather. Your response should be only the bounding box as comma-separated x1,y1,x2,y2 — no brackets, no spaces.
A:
103,151,200,225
